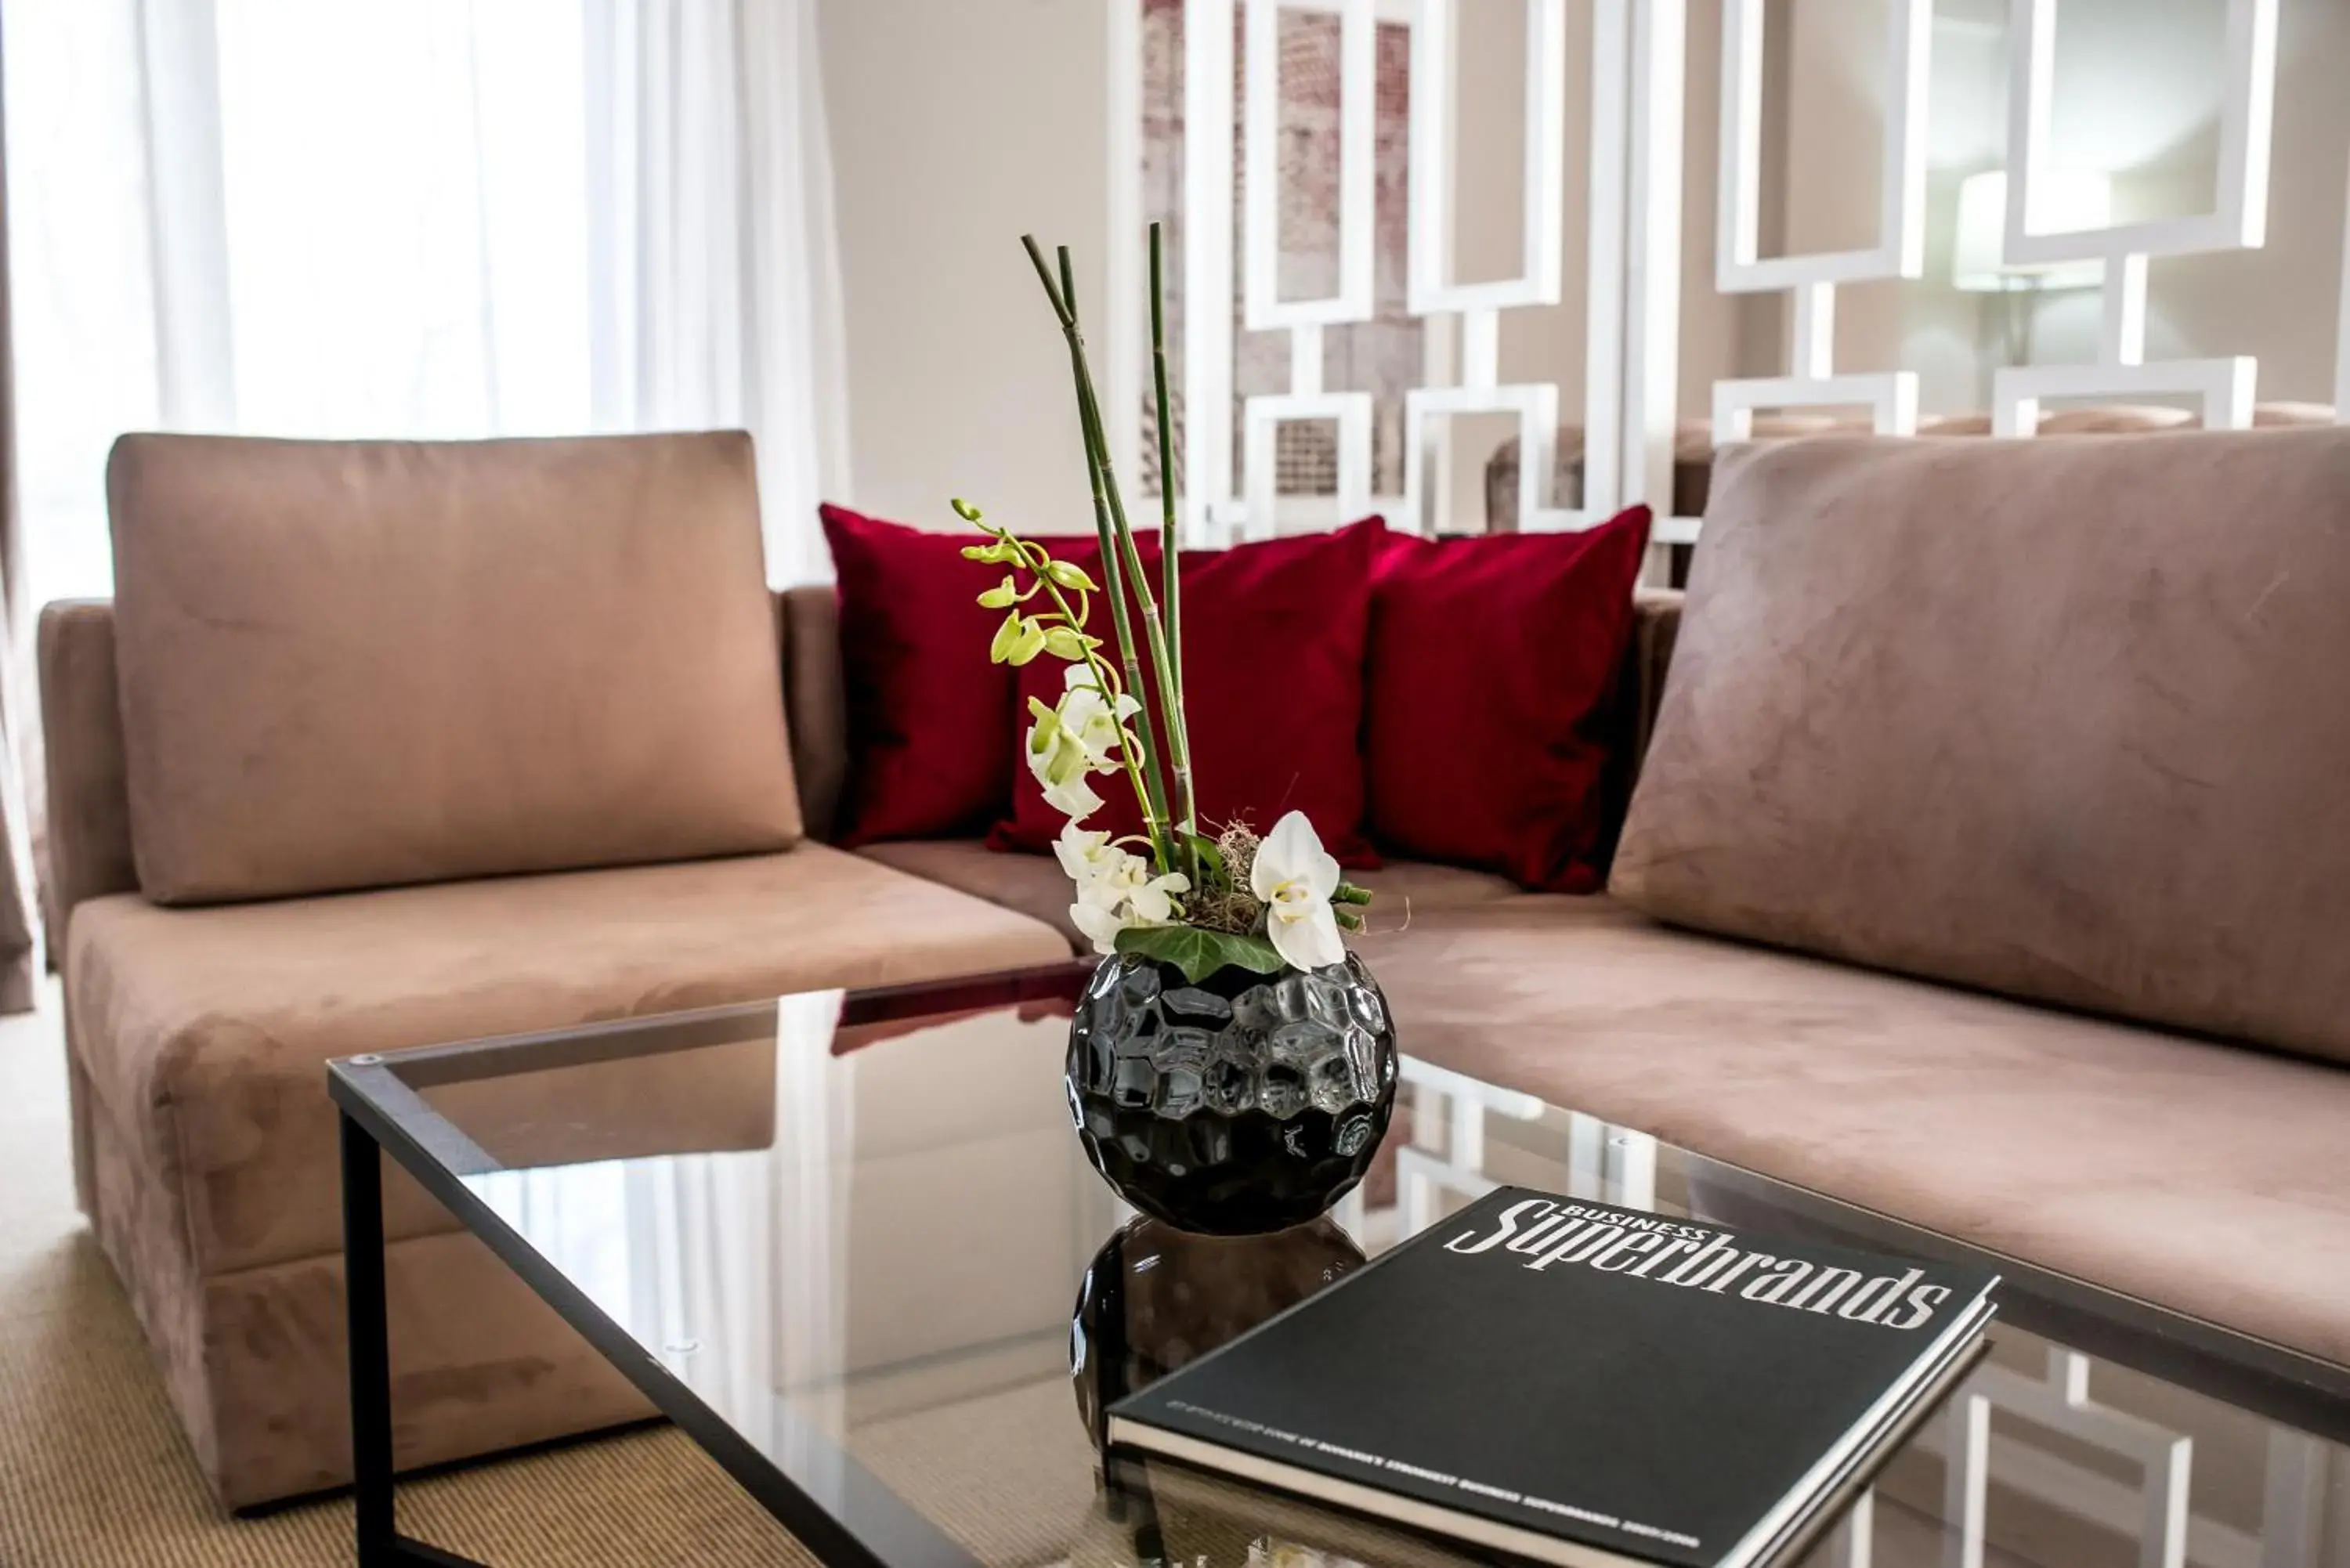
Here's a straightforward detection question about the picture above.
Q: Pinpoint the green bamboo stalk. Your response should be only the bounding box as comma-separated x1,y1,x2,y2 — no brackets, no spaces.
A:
1021,235,1175,869
1148,222,1194,842
1047,246,1194,873
1058,247,1189,854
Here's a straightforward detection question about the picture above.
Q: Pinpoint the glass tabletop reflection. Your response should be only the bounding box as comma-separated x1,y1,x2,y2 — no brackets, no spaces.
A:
359,969,2350,1568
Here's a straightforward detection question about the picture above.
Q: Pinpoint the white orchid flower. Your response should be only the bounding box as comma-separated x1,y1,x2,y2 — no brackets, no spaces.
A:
1056,824,1133,911
1025,705,1091,817
1097,854,1190,923
1057,663,1141,772
1025,664,1140,825
1250,810,1347,971
1053,822,1119,887
1036,764,1104,823
1057,823,1189,955
1069,898,1130,956
1065,870,1188,955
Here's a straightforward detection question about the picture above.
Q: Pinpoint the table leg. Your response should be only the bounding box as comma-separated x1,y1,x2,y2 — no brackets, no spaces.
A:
342,1110,489,1568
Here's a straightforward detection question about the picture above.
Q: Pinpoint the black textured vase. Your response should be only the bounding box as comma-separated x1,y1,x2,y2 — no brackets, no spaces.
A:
1065,951,1398,1235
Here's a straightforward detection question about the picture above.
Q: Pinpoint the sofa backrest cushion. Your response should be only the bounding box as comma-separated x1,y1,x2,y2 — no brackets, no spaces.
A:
1611,427,2350,1063
108,432,802,905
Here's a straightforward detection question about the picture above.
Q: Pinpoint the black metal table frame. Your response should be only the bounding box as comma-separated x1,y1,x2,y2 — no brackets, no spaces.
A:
338,1101,495,1568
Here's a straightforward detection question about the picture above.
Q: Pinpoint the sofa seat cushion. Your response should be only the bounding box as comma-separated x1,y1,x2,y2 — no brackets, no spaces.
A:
67,843,1069,1277
859,839,1522,953
1365,898,2350,1369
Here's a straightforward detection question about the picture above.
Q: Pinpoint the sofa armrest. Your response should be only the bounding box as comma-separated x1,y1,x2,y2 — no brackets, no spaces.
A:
37,600,140,959
1631,587,1683,771
779,584,847,843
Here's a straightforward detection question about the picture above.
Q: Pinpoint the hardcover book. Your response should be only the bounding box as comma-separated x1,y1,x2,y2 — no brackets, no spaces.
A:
1108,1187,1998,1568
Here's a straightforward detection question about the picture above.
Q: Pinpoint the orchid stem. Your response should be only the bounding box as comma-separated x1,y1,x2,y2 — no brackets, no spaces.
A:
1024,235,1176,871
1050,244,1192,869
1148,222,1194,855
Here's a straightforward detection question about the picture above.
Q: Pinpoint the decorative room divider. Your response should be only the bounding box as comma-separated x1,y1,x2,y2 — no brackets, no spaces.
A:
1989,0,2275,435
1106,0,2342,573
1111,0,1690,547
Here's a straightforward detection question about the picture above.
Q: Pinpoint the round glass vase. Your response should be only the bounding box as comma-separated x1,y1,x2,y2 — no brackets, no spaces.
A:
1064,949,1398,1236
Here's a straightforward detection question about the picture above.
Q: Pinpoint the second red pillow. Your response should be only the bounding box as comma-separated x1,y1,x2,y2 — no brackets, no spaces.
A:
991,517,1387,866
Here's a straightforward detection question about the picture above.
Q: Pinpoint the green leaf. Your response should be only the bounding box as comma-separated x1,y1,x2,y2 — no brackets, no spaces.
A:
1045,558,1099,591
1182,832,1230,892
1113,925,1287,985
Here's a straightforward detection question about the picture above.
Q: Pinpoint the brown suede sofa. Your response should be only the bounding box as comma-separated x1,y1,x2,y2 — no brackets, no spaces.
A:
44,425,2350,1513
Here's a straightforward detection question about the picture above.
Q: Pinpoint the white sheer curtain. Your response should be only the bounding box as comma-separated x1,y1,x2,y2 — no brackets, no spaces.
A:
4,0,848,602
585,1,849,587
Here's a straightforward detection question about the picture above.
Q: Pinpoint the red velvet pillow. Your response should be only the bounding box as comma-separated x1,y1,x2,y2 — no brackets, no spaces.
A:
1365,506,1651,891
991,517,1386,865
820,504,1029,844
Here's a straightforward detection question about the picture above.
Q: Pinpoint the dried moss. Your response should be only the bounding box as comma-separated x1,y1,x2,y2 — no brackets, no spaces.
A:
1185,824,1264,933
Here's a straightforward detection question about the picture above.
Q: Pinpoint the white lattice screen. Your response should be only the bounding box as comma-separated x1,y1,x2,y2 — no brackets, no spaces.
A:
1712,0,1929,444
1122,0,1690,548
1988,0,2276,434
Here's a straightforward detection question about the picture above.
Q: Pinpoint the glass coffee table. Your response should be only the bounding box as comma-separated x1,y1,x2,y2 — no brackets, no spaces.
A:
329,964,2350,1568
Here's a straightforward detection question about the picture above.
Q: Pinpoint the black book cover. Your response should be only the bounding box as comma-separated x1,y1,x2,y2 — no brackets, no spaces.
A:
1108,1187,1998,1568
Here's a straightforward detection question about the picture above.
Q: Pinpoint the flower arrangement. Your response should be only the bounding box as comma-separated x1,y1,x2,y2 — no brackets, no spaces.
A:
949,226,1371,983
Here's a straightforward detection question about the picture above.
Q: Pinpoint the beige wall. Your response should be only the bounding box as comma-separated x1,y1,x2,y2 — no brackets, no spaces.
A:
817,0,1110,537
